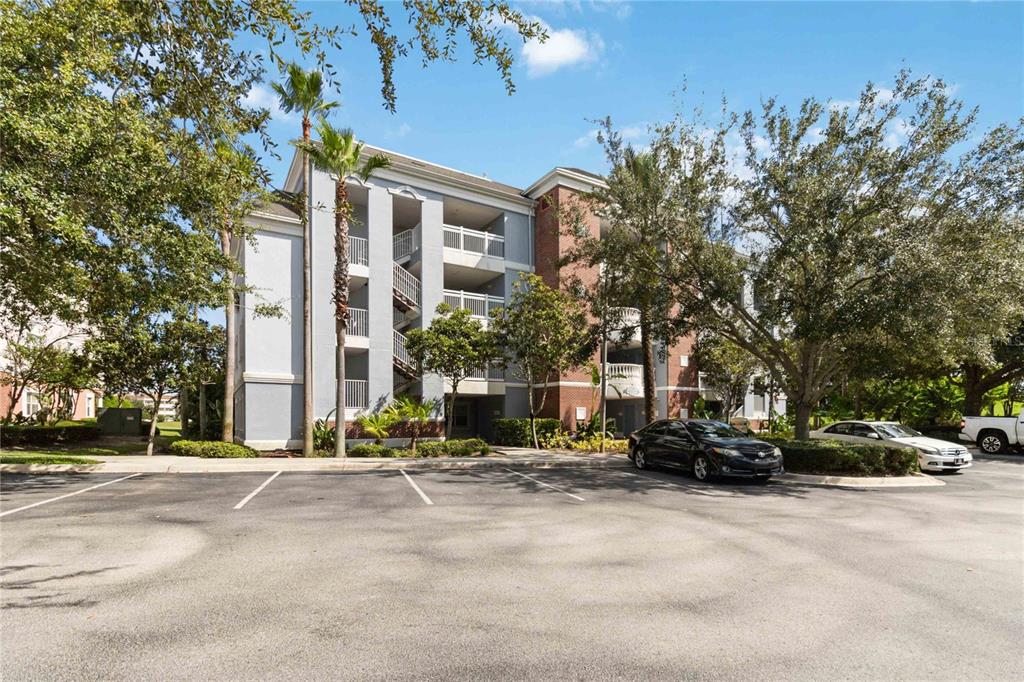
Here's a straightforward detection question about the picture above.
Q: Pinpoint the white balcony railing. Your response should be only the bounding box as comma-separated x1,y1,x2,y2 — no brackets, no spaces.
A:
609,307,640,330
606,363,644,398
393,330,412,367
350,236,368,267
443,224,505,258
345,379,368,408
442,289,504,320
466,363,505,381
393,264,421,306
393,226,419,261
348,307,368,337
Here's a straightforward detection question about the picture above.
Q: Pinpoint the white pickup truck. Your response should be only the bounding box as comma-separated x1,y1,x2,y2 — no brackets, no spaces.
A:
960,409,1024,454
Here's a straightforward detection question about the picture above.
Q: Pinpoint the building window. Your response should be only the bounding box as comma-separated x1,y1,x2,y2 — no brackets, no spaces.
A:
680,355,689,367
24,389,41,417
453,402,470,428
679,408,689,419
86,394,95,418
753,393,766,414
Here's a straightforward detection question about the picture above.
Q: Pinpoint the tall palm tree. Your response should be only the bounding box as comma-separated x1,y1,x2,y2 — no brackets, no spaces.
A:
296,121,390,457
272,64,337,457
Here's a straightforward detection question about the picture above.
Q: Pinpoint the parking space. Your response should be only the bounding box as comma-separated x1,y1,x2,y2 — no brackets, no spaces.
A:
2,459,1022,680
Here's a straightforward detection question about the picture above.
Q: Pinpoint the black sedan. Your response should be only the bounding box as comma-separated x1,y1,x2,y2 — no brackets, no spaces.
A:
628,419,784,482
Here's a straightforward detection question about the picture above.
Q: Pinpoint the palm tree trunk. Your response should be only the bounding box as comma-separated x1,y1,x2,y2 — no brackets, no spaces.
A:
640,308,657,423
220,223,235,443
334,180,350,458
302,115,315,457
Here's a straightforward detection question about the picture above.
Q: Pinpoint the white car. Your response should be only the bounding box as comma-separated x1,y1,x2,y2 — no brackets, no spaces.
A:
809,420,972,473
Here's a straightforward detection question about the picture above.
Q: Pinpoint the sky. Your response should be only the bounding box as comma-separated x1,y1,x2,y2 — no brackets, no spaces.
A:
240,0,1023,191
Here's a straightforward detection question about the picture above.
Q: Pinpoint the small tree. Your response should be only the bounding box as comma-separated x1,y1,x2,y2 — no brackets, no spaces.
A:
405,304,493,438
356,411,399,445
490,274,593,449
90,318,222,456
692,333,760,421
387,395,436,454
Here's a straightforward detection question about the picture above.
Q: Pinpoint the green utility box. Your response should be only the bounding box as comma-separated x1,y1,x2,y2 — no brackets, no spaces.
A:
98,407,143,436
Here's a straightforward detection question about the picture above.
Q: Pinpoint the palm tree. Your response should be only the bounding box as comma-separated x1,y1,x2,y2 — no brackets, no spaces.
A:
356,411,398,445
272,64,337,457
387,395,435,455
296,121,390,457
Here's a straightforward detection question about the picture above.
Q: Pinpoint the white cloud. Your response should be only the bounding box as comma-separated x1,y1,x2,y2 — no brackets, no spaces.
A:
572,122,646,150
522,18,605,77
389,123,412,138
243,84,296,124
590,0,633,20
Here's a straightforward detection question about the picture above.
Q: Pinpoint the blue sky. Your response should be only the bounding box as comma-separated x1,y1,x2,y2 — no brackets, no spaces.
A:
243,0,1022,190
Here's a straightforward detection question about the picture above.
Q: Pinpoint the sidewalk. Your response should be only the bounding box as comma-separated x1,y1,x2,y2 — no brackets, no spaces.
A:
0,449,632,474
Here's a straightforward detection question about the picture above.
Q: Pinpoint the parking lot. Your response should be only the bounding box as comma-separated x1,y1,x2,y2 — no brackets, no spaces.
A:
2,458,1022,681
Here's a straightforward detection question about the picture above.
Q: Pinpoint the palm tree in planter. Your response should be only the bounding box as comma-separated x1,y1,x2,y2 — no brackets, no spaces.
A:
272,64,337,458
387,395,435,455
296,122,390,457
355,411,398,445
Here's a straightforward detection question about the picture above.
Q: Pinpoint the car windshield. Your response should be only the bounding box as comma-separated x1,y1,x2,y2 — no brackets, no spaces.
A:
875,423,922,439
686,421,746,438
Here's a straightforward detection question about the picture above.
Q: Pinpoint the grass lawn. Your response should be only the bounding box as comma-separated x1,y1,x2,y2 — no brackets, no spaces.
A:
0,453,99,465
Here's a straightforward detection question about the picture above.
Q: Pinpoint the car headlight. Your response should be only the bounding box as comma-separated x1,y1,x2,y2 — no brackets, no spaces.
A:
711,447,741,459
773,447,782,458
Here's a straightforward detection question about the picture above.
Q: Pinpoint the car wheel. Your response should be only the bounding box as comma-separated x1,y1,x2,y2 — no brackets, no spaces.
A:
978,431,1008,454
693,454,712,482
634,446,648,470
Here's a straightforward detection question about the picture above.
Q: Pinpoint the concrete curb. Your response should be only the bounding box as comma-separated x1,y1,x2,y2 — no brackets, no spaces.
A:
776,472,946,488
0,455,633,475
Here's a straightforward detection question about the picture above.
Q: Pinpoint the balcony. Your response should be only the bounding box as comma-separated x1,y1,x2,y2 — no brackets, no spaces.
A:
349,236,369,287
442,224,506,287
346,307,369,350
344,379,368,408
393,227,419,263
442,289,504,325
608,307,641,347
450,363,505,396
606,363,643,399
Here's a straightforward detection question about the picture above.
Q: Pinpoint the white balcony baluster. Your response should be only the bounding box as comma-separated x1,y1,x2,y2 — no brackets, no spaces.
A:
349,236,368,266
442,224,505,259
344,379,368,408
348,308,368,337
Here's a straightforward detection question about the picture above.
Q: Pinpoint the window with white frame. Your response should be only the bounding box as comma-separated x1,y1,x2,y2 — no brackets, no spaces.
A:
679,355,689,367
86,394,95,418
23,389,42,417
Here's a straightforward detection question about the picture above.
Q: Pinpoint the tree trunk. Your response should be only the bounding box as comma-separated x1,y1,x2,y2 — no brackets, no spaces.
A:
445,387,458,439
640,309,657,423
301,115,315,457
962,364,987,416
794,401,814,440
180,385,189,437
145,392,162,456
199,382,207,439
220,224,235,443
526,381,538,449
333,180,351,458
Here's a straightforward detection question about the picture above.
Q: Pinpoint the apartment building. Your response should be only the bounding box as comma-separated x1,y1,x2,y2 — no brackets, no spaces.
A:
233,146,781,449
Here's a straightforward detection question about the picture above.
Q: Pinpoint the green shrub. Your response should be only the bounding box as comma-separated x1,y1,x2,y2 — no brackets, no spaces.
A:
492,418,561,447
169,440,259,458
414,438,490,457
348,444,398,458
1,422,101,446
764,438,918,476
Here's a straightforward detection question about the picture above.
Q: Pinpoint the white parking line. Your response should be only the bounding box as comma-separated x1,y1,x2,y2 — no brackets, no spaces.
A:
401,470,434,505
233,471,282,510
504,468,585,502
0,473,142,518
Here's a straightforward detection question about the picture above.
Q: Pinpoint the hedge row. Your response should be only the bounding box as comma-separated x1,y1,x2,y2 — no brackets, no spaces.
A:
169,440,259,458
492,418,561,447
765,438,918,476
1,423,102,446
343,438,490,459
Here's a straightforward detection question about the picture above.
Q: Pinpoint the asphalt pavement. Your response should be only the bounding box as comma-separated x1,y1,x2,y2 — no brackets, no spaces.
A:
2,457,1022,680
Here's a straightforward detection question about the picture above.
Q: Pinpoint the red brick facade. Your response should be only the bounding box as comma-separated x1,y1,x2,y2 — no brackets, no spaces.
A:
531,182,700,433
